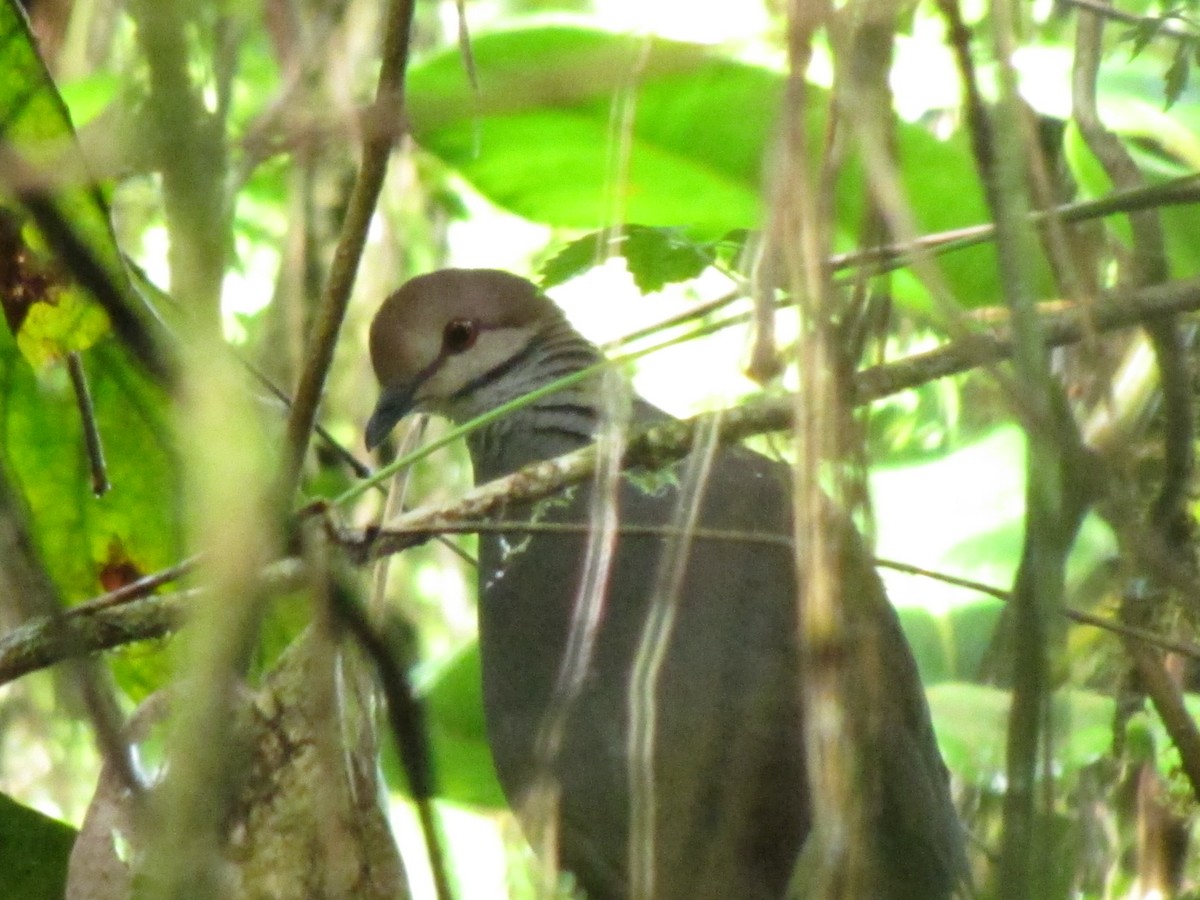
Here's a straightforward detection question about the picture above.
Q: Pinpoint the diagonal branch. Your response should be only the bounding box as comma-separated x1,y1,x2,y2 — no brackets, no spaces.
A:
280,0,418,498
353,274,1200,547
6,275,1200,681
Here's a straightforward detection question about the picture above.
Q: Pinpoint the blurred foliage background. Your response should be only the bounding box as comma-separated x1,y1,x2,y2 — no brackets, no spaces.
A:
3,0,1200,897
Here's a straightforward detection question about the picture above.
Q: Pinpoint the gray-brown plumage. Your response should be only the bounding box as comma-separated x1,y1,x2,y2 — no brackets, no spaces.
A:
366,268,966,900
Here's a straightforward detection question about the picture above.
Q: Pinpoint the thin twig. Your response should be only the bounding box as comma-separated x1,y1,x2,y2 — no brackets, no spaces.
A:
1063,0,1193,34
71,557,198,615
11,531,1200,694
1074,0,1193,549
0,593,189,686
1075,5,1200,861
344,273,1200,524
603,175,1200,358
876,556,1200,661
0,558,307,688
0,471,143,796
7,277,1200,684
67,350,110,496
280,0,418,498
252,367,373,481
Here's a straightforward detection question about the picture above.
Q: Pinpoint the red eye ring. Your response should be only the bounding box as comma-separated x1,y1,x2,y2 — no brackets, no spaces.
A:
442,319,478,354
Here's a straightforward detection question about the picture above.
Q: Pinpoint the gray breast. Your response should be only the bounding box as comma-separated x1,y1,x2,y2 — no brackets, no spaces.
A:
470,425,964,900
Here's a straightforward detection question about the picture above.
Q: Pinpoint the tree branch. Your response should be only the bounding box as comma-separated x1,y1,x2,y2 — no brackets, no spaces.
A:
1126,640,1200,800
280,0,418,498
349,273,1200,553
0,559,306,688
6,275,1200,682
0,593,186,685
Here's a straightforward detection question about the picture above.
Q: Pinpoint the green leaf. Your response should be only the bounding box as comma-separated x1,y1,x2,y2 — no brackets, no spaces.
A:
541,231,613,289
409,24,1018,311
0,0,134,367
56,71,121,127
1120,19,1164,59
0,792,76,899
424,645,504,807
0,13,182,693
541,225,714,292
0,325,182,696
0,333,180,601
408,27,774,237
1165,40,1191,109
1063,121,1200,278
621,225,713,293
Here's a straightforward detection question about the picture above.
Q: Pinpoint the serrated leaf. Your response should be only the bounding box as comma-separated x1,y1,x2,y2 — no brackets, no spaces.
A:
1121,19,1164,59
621,225,714,293
1165,40,1192,108
541,225,719,292
540,231,612,289
409,24,1019,311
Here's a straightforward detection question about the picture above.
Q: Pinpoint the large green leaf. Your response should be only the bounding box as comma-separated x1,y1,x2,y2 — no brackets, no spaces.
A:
0,330,179,602
0,325,182,695
0,1,182,697
407,27,770,236
1064,120,1200,279
407,24,1007,309
1022,44,1200,280
423,644,505,808
0,791,76,899
0,0,125,366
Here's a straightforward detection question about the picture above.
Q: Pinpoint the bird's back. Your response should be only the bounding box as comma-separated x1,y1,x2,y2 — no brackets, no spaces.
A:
472,418,963,900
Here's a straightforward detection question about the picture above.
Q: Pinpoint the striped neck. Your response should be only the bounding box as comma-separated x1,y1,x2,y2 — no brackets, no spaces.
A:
452,314,607,481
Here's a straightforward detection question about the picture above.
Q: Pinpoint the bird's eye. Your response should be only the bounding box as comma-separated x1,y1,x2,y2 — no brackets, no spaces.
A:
442,319,478,354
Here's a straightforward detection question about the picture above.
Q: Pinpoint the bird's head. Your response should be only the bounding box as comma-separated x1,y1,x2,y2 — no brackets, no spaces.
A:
365,268,563,450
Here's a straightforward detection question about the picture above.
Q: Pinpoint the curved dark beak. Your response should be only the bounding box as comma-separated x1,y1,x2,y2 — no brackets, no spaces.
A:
365,381,418,450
